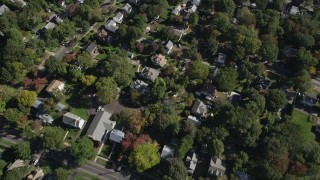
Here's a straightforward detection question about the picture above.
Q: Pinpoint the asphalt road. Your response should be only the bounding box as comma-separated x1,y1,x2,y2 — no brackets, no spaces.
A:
76,161,129,180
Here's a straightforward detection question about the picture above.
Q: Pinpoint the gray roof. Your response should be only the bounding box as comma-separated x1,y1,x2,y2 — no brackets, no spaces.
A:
141,67,160,81
0,5,10,15
160,145,175,160
185,150,198,173
172,5,181,15
122,3,132,13
104,20,118,33
290,6,299,15
191,99,208,116
33,100,45,112
113,12,123,23
109,129,124,143
208,157,226,176
166,40,173,50
55,102,66,112
39,114,54,124
216,53,227,64
86,111,116,142
192,0,201,6
130,80,150,94
62,112,84,128
189,5,197,13
85,43,97,53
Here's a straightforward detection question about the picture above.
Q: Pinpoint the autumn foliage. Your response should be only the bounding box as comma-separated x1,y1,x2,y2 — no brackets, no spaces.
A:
122,132,151,151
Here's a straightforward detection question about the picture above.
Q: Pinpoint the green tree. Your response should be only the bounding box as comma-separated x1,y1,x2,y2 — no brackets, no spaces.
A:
236,7,256,26
45,56,68,76
215,67,238,91
188,13,199,27
176,135,193,159
162,158,188,180
53,20,76,42
211,12,231,33
41,127,65,150
260,34,279,62
0,160,7,177
150,78,167,101
95,77,118,104
255,9,280,35
3,108,22,124
17,90,37,107
296,47,318,70
0,85,18,102
3,167,30,180
81,75,97,86
293,70,311,93
129,143,160,173
266,89,287,112
293,33,315,49
179,120,197,138
208,139,224,157
187,60,209,81
70,137,95,166
77,52,93,70
54,168,71,180
215,0,236,16
0,62,27,84
13,141,31,160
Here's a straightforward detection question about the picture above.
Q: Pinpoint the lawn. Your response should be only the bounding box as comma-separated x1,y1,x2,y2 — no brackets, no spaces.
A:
64,129,79,144
0,138,15,147
96,158,107,167
98,144,110,159
62,95,90,121
71,108,89,121
292,109,315,140
74,171,99,180
96,53,108,60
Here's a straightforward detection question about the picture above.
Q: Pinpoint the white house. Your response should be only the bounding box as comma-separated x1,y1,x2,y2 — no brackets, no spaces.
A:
109,129,125,143
165,40,173,54
172,5,182,15
113,12,124,24
62,112,85,129
104,20,118,33
122,3,132,14
46,80,65,93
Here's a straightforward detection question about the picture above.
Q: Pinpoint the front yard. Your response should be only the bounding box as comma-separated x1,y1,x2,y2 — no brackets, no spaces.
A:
292,109,315,140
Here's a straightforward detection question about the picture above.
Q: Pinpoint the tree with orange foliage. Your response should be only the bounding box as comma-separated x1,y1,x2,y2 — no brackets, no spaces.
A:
127,111,146,134
122,132,151,151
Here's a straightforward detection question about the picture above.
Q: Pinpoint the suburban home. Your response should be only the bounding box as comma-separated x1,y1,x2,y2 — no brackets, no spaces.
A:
46,80,65,93
185,149,198,175
192,0,201,6
229,91,241,105
0,4,10,15
187,115,201,126
109,129,125,143
43,22,56,30
85,42,98,55
151,54,167,67
172,5,182,15
289,6,300,15
52,16,63,24
58,0,65,7
254,76,272,90
104,20,118,33
130,80,150,95
10,0,27,7
140,67,160,82
208,157,226,177
191,99,208,117
208,67,220,80
189,5,197,13
165,40,173,54
127,51,134,59
62,112,85,129
173,27,187,41
7,159,24,171
97,28,108,43
32,99,45,113
48,13,57,21
122,3,132,14
86,111,116,142
39,114,54,124
301,93,318,107
160,145,175,161
281,46,297,58
113,12,124,24
55,102,66,112
215,53,227,64
196,83,216,101
27,168,44,180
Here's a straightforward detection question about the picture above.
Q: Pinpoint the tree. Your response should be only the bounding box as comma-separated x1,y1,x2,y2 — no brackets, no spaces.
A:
188,13,199,27
211,12,231,33
293,70,311,93
0,85,18,102
41,127,65,150
95,77,118,104
162,158,188,180
237,7,256,26
0,160,6,177
260,34,279,62
179,120,197,138
45,56,68,76
266,89,287,112
53,20,76,42
208,139,224,157
145,5,163,20
70,137,95,166
187,60,209,81
0,62,27,84
150,78,167,101
215,0,236,16
122,133,152,151
296,47,318,70
129,142,160,173
81,75,97,86
13,142,31,160
292,33,315,49
3,167,30,180
215,67,238,91
77,52,93,70
54,168,71,180
3,108,22,124
255,9,280,35
176,135,193,159
17,90,37,107
127,111,146,134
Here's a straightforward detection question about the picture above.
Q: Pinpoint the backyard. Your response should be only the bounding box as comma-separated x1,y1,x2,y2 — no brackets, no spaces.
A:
292,109,315,140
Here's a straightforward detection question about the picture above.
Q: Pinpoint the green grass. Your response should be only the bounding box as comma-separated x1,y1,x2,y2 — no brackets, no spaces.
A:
74,171,99,180
99,145,110,159
0,138,15,147
65,129,79,143
292,109,315,140
96,53,107,60
71,108,89,121
96,158,107,167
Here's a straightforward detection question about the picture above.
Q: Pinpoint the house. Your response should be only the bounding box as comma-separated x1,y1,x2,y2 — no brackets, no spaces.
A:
229,91,241,105
140,67,160,81
44,22,56,30
254,76,272,90
160,145,175,161
165,41,173,54
62,112,85,129
46,80,65,93
196,84,216,101
10,0,27,7
53,16,63,24
187,115,201,126
127,51,134,59
39,114,54,124
32,99,45,113
58,0,65,7
48,13,57,21
208,67,220,80
192,0,201,6
208,157,226,177
87,111,116,142
122,3,132,14
113,12,124,24
151,54,167,67
185,149,198,175
104,20,118,33
55,102,66,112
172,5,182,15
85,42,98,55
97,28,108,42
130,80,150,95
191,99,208,117
281,47,297,58
289,6,300,15
173,28,186,41
215,53,227,64
27,168,44,180
189,5,197,13
301,93,318,107
0,5,10,15
7,159,24,171
109,129,125,143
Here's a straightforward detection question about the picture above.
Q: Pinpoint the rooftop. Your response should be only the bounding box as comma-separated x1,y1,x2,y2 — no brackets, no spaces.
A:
87,111,116,142
109,129,125,143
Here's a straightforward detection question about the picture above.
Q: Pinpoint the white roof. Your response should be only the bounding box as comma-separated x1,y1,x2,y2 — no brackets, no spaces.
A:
187,115,201,126
62,112,85,129
216,53,227,64
109,129,124,143
189,5,197,13
44,22,56,29
172,5,181,15
160,145,175,160
122,3,132,13
290,6,299,15
166,40,173,50
113,12,124,23
104,20,118,33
